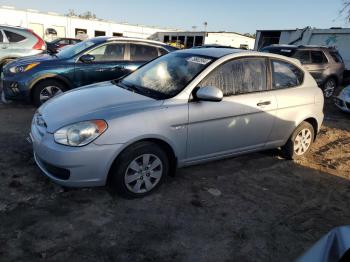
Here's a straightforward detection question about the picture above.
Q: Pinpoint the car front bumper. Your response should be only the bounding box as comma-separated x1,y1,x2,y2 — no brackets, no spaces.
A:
2,75,31,101
30,124,124,187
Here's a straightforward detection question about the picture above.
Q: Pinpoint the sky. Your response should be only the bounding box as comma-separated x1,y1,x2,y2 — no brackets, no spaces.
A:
0,0,348,34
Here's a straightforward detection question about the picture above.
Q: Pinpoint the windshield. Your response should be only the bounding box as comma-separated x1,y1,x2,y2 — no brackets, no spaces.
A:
119,52,215,99
57,40,97,58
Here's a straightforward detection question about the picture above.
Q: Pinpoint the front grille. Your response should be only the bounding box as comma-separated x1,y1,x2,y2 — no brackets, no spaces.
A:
37,155,70,180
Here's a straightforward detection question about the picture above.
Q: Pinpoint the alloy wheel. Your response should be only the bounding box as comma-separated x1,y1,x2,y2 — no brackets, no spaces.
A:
124,154,163,194
39,86,63,104
294,128,312,156
323,79,336,98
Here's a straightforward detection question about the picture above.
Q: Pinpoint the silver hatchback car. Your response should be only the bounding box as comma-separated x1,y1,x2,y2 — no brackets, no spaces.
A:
31,48,324,198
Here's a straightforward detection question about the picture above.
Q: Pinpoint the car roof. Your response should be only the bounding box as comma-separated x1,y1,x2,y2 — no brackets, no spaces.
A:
263,44,336,51
176,47,245,58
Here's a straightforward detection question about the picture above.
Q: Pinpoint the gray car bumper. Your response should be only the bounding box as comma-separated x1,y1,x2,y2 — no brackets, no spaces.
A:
31,131,123,187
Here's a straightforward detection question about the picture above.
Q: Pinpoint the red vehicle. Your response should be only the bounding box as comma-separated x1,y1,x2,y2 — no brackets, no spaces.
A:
46,38,81,54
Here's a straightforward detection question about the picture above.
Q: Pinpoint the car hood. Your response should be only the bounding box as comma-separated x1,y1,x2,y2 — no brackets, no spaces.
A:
8,54,59,66
338,85,350,101
38,81,162,133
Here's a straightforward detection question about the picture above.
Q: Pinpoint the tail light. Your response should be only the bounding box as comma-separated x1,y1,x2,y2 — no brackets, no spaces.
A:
28,29,46,50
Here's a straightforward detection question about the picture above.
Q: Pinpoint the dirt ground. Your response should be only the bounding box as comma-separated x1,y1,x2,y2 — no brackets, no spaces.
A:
0,98,349,262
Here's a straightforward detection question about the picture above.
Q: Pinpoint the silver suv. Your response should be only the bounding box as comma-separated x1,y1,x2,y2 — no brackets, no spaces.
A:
30,48,324,198
261,45,345,98
0,25,46,73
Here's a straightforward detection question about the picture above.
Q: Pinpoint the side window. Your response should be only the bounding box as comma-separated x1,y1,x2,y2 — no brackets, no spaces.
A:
200,57,268,96
0,31,3,43
158,48,168,56
292,50,310,64
88,43,125,62
272,60,304,89
310,51,327,64
4,30,26,43
130,44,159,61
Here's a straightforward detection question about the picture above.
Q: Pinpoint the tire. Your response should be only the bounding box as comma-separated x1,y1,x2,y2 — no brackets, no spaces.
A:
32,79,67,107
282,121,315,160
322,77,337,99
109,142,170,198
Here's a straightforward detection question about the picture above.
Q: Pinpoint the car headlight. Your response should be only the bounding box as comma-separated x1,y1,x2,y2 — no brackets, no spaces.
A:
9,62,39,73
54,120,108,146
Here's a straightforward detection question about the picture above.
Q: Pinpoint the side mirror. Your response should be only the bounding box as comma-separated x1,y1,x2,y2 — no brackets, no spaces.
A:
79,54,95,63
195,86,223,102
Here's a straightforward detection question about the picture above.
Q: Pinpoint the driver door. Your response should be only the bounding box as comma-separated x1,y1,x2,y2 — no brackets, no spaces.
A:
74,42,130,87
186,57,277,163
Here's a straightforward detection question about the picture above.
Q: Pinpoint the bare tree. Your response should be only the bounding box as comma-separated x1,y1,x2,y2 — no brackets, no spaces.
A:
65,10,97,19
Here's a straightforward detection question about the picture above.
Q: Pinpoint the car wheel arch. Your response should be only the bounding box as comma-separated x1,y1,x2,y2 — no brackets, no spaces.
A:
289,117,319,142
106,137,178,185
30,76,71,101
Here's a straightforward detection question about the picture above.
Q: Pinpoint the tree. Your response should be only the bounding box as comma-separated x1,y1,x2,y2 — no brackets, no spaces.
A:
340,0,350,22
65,10,97,19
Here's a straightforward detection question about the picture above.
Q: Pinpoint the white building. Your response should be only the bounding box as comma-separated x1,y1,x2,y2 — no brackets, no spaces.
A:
150,31,255,49
0,6,178,41
255,27,350,69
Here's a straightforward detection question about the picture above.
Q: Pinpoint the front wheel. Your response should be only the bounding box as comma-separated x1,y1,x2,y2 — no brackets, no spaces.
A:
32,79,67,107
322,78,337,98
282,122,315,160
109,142,169,198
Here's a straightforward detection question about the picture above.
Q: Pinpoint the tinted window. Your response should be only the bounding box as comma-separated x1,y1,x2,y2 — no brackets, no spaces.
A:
292,50,310,64
200,57,267,96
88,43,125,61
310,51,327,64
158,48,168,56
130,44,158,61
4,30,25,42
329,51,343,63
0,31,3,43
272,60,303,89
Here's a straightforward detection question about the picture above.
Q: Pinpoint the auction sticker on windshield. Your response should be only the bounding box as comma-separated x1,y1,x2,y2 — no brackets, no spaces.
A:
186,57,212,65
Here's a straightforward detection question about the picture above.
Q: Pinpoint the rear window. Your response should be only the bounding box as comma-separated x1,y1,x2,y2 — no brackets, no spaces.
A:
272,60,304,89
4,30,26,43
329,51,343,63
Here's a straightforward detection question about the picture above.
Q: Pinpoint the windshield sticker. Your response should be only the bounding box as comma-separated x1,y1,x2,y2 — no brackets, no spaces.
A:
186,57,212,65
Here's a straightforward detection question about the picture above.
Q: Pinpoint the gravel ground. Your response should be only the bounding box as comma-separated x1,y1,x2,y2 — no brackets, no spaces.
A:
0,98,349,262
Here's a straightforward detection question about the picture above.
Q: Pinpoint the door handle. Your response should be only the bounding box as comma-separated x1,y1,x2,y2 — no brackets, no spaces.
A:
257,101,271,107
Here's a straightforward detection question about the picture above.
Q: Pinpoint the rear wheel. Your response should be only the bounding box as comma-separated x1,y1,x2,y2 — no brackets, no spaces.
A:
32,79,67,107
282,122,315,160
109,142,169,198
322,77,337,98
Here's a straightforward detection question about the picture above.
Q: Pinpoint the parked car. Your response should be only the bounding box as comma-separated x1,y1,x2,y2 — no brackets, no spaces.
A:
30,48,324,198
335,85,350,113
46,38,81,54
2,37,177,106
261,45,345,98
0,25,46,73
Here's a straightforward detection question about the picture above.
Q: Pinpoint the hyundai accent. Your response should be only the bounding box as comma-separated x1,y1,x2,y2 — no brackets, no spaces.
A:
30,48,324,198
